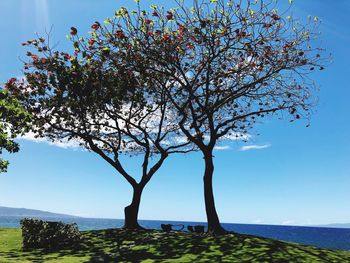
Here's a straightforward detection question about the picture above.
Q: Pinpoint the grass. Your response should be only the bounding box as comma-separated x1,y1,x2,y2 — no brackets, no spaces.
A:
1,228,350,262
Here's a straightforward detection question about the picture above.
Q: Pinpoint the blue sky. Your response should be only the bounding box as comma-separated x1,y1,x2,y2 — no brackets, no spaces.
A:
0,0,349,226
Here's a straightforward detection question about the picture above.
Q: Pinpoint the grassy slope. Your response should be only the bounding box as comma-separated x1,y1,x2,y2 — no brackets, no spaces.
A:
0,228,350,262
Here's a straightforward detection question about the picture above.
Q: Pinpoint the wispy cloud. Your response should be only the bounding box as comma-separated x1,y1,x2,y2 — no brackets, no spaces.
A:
214,145,230,151
239,144,271,151
19,132,81,149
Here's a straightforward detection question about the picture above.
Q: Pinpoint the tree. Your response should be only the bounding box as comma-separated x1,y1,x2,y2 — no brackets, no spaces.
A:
0,87,31,172
7,34,192,229
80,0,325,233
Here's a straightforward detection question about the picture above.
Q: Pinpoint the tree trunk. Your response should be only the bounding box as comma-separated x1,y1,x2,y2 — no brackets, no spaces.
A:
203,152,226,235
123,184,144,230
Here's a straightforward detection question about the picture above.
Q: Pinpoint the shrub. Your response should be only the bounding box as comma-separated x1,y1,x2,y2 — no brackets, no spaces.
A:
20,218,81,251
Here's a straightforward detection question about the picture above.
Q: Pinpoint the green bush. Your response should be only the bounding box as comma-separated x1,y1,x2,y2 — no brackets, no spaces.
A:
20,218,81,251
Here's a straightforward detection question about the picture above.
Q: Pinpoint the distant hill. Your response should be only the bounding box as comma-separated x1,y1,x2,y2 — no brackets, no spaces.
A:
0,206,78,218
317,223,350,229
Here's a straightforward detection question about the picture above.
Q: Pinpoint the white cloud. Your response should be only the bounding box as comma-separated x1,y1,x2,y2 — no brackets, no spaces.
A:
19,132,250,151
214,145,230,151
239,144,271,151
19,132,81,149
251,219,263,224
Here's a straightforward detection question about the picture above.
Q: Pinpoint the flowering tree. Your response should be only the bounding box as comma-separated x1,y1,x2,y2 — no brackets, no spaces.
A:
8,0,326,233
0,88,31,172
7,35,192,229
77,0,326,233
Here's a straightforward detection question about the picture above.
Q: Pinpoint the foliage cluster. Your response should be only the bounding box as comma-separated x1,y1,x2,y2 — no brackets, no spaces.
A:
0,90,31,172
20,218,81,251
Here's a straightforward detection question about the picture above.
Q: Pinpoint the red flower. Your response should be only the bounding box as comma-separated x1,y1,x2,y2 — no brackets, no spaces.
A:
144,19,153,25
271,14,280,21
239,32,247,37
115,30,125,39
70,27,78,35
8,78,17,84
63,53,71,60
147,32,154,36
188,43,194,49
40,58,47,64
163,34,170,41
166,12,173,20
4,78,16,90
88,38,96,46
152,11,158,17
31,54,39,61
91,22,100,30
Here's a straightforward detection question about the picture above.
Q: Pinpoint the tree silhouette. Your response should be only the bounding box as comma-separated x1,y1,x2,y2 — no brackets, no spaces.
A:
79,0,326,234
8,0,326,233
0,88,31,172
7,36,193,229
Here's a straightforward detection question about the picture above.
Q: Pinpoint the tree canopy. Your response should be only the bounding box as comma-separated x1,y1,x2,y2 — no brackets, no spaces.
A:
6,0,326,233
6,33,193,229
62,0,325,233
0,88,31,172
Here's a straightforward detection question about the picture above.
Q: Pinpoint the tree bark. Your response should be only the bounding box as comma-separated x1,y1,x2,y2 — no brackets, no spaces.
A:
123,184,145,230
203,152,226,235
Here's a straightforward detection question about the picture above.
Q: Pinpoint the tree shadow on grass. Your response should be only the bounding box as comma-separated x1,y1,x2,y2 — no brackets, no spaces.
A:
1,229,350,262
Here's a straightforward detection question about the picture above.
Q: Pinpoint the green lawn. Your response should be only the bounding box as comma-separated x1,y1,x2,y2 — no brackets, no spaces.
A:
0,228,350,262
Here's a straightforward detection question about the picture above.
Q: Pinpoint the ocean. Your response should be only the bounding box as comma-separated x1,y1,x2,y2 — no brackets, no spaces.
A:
1,216,349,251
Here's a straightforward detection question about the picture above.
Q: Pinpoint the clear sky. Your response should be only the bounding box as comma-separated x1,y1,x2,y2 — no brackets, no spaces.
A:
0,0,349,226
